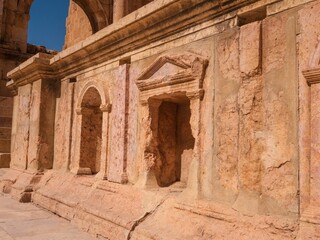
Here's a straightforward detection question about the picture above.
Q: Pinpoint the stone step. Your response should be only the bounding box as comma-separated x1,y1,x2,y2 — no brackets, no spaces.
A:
0,127,11,139
0,117,12,128
0,139,11,153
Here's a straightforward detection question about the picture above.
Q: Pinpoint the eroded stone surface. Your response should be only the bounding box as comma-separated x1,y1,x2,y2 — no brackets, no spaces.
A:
0,192,96,240
1,0,320,239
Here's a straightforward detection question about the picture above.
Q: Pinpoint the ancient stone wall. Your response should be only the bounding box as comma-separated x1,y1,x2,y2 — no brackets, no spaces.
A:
2,0,320,239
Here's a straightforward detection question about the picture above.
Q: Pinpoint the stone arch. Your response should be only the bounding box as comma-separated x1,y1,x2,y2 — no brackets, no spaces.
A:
21,0,109,32
78,86,103,174
75,81,110,176
13,0,109,51
73,0,109,33
77,81,110,110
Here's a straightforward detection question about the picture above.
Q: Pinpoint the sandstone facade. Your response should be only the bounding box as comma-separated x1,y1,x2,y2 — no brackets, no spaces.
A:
1,0,320,239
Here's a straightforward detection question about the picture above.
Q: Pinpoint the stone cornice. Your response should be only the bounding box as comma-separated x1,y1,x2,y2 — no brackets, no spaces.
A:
6,53,55,89
8,0,260,83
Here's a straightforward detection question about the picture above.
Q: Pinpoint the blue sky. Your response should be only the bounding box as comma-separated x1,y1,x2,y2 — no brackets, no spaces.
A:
28,0,70,51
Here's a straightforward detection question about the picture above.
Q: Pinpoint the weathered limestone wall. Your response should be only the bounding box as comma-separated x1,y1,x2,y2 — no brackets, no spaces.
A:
0,0,54,168
1,0,31,53
3,0,320,239
64,0,92,49
213,11,299,217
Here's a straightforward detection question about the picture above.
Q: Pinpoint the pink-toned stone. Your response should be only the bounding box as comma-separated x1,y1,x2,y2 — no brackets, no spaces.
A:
240,21,261,75
108,64,129,183
2,0,320,239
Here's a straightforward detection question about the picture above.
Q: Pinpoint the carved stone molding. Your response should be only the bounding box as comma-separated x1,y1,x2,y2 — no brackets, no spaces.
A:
303,68,320,86
186,89,205,101
136,52,208,190
100,104,112,113
304,37,320,85
136,53,208,95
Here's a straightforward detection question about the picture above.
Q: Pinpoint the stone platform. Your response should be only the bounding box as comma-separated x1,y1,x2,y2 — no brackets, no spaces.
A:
0,168,305,239
0,192,96,240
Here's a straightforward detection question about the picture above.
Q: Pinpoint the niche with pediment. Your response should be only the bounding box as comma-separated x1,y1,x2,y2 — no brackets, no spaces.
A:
136,53,208,188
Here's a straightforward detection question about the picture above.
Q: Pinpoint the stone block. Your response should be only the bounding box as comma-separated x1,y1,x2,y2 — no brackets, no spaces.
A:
0,153,10,168
108,64,129,183
240,21,261,75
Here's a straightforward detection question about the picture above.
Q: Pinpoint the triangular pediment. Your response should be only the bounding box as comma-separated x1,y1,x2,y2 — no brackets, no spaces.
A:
137,56,190,81
135,53,208,92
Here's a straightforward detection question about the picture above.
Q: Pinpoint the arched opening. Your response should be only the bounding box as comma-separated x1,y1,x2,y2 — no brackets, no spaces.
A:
79,87,103,175
27,0,110,51
149,94,195,187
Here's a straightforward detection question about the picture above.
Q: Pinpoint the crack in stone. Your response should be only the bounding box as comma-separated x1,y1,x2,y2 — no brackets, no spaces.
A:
127,197,167,240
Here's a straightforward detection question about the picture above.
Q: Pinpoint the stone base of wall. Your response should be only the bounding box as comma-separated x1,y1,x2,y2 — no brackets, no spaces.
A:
0,168,42,202
0,170,306,239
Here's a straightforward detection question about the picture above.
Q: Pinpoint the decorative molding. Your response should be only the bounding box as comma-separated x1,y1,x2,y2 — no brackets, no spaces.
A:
100,104,112,113
303,68,320,86
6,53,55,90
186,89,205,100
136,53,208,92
7,0,259,86
304,37,320,86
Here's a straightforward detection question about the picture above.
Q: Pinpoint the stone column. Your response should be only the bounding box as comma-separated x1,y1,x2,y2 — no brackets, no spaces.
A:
70,108,84,174
10,84,32,170
185,90,204,197
96,104,112,180
113,0,126,22
107,64,129,183
136,99,161,188
27,79,56,172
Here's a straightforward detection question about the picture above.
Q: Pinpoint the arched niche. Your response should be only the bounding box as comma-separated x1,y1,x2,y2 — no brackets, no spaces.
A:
79,87,103,174
74,81,111,177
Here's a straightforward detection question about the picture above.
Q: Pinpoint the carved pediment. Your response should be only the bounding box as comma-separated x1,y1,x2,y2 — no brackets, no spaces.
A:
136,53,208,91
